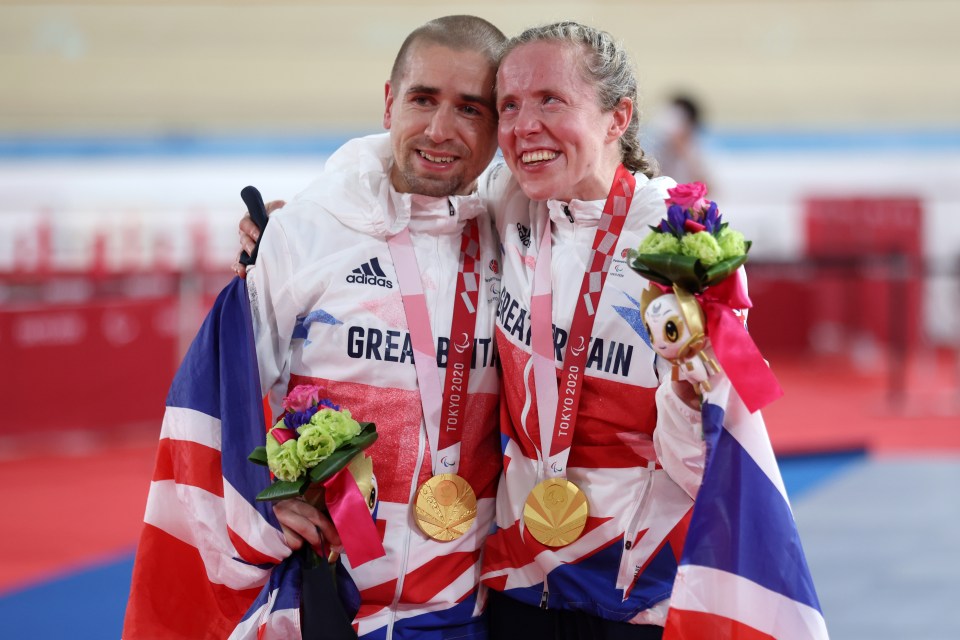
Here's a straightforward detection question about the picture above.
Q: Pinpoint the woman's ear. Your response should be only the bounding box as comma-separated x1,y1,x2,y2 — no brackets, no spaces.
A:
608,97,633,141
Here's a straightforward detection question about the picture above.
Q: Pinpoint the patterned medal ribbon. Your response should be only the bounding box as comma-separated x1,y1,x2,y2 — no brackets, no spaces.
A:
525,165,636,547
387,214,481,541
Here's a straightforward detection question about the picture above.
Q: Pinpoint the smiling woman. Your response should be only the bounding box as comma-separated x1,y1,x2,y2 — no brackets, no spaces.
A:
479,20,826,640
496,40,631,202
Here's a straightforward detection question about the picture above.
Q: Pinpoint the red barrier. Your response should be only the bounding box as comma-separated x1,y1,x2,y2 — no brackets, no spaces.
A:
731,197,924,355
0,297,182,434
805,196,924,348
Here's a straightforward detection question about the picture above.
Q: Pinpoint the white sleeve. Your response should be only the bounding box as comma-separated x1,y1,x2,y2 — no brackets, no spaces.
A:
246,212,299,421
478,160,513,229
653,382,706,500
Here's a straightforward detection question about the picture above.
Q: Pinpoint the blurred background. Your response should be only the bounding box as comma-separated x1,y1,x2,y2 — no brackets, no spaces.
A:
1,1,958,638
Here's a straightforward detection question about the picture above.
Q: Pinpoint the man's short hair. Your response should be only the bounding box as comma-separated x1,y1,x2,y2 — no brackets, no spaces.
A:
390,15,506,87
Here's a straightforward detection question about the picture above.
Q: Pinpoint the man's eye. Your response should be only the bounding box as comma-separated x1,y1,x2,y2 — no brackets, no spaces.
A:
412,96,432,106
461,105,481,116
499,102,517,113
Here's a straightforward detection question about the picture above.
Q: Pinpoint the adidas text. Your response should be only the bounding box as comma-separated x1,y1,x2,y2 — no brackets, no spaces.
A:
346,273,393,288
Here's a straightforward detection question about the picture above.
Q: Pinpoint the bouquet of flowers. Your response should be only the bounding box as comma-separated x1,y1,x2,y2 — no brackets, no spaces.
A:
628,181,781,412
628,181,749,294
248,384,378,503
249,384,381,637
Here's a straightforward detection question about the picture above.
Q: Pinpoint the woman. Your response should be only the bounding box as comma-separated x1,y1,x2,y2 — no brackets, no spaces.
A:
478,22,706,639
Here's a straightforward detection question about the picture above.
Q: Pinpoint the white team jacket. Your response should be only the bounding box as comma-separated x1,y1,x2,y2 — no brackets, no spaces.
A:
247,134,503,640
479,163,706,626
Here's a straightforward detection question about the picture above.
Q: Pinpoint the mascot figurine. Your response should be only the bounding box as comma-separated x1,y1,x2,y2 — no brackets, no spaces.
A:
641,284,721,394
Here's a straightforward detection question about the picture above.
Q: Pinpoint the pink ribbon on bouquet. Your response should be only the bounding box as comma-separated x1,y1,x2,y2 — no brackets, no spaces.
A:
322,467,385,566
695,274,784,413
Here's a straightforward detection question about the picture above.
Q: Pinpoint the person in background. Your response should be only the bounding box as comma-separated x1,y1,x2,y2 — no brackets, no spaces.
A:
646,93,712,187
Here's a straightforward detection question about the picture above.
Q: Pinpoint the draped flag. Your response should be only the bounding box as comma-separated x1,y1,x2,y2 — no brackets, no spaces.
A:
663,378,829,640
122,278,301,639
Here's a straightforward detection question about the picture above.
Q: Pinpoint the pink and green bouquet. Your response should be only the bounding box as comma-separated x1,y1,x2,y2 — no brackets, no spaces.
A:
628,181,750,294
248,384,377,502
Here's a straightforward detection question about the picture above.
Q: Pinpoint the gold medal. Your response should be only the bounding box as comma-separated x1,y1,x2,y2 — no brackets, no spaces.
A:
523,478,589,547
414,473,478,542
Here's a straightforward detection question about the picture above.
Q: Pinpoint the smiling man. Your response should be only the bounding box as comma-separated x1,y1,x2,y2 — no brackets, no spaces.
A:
384,37,499,197
130,15,507,640
247,16,506,640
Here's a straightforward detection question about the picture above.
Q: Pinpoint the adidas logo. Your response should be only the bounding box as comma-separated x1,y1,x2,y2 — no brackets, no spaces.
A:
346,257,393,288
517,223,531,248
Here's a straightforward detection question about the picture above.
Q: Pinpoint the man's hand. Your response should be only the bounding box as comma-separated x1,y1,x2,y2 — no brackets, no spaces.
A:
273,494,341,554
232,199,285,278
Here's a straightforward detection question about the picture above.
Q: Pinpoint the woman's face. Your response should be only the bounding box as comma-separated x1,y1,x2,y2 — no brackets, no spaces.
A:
496,41,631,203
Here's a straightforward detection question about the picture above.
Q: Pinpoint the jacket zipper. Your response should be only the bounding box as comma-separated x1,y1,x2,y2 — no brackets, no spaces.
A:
523,375,550,612
623,461,657,551
386,404,427,638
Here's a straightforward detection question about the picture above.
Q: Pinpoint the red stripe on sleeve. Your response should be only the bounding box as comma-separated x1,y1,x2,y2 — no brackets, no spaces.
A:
400,550,479,604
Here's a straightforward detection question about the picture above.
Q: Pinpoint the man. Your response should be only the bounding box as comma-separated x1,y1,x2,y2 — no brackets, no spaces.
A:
249,14,505,639
255,16,503,638
126,15,505,640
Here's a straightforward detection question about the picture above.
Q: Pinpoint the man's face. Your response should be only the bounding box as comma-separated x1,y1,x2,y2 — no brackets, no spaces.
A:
496,41,630,202
384,42,499,197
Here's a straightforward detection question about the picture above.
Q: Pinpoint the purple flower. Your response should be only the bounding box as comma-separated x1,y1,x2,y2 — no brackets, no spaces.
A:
284,405,320,430
318,398,341,412
703,201,721,233
666,204,688,236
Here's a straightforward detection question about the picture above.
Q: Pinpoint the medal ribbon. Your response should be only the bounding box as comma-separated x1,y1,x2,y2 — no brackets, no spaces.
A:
387,217,481,476
531,165,636,478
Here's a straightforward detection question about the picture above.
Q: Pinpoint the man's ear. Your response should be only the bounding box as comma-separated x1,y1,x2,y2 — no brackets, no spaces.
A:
608,97,633,142
383,81,394,130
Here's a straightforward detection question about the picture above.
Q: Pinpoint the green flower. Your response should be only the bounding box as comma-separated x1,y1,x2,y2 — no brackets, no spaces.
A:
307,408,361,447
266,430,305,482
297,424,337,467
717,228,747,260
680,231,723,265
637,230,682,256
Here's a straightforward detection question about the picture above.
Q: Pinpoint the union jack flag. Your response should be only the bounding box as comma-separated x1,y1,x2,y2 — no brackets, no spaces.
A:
663,378,829,639
123,278,301,639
